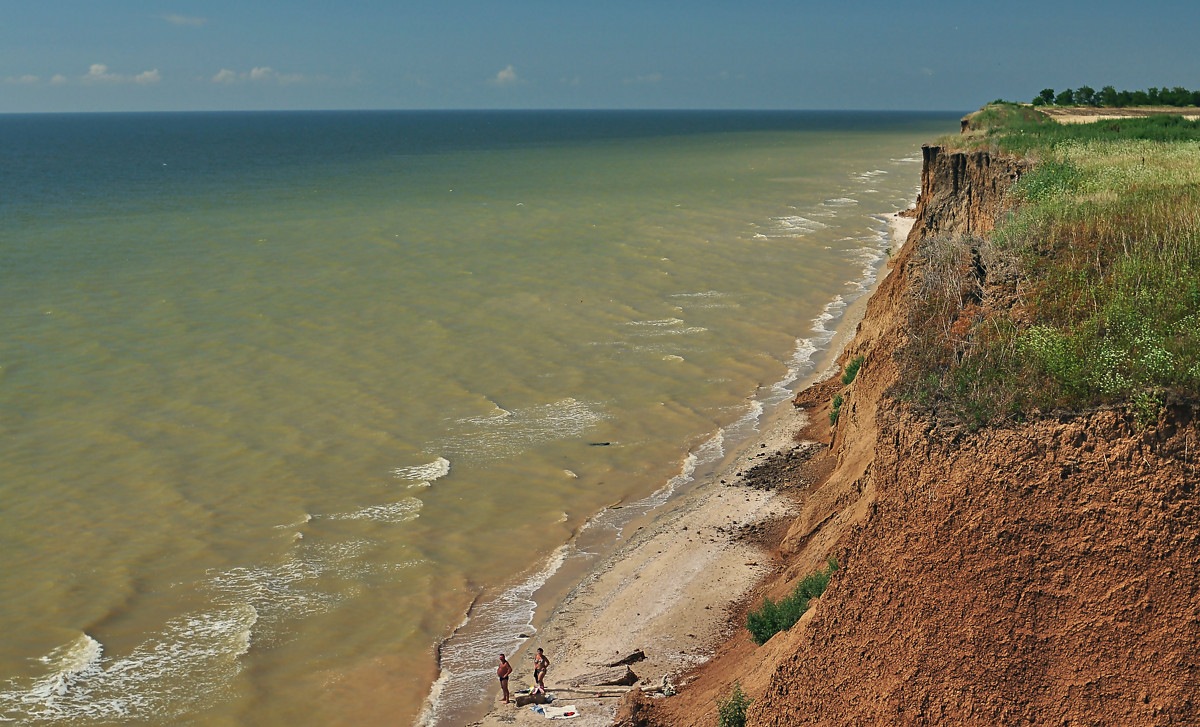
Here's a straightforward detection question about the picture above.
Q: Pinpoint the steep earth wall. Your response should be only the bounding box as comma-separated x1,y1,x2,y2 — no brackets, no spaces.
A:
624,146,1200,726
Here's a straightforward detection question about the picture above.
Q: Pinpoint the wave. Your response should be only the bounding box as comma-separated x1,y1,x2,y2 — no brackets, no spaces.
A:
325,497,424,524
0,606,257,724
392,457,451,487
669,290,724,299
416,544,571,727
433,398,607,465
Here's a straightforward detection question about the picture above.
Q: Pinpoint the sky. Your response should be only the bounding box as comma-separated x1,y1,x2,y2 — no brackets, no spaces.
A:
2,1,1199,114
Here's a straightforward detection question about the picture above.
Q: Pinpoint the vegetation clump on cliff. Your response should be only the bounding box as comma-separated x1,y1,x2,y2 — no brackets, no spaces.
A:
901,109,1200,427
746,558,838,645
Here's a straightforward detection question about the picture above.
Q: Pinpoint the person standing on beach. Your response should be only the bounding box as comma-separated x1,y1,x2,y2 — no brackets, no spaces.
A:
497,654,513,704
533,648,550,692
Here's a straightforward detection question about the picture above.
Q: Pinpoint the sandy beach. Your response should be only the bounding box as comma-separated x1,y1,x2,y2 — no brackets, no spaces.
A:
462,212,915,727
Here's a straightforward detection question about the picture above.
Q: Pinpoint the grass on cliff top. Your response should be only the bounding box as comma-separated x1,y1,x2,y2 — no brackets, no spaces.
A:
901,107,1200,426
947,102,1200,155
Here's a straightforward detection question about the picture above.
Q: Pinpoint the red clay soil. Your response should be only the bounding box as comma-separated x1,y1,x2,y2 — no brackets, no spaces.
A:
748,402,1200,726
618,145,1200,726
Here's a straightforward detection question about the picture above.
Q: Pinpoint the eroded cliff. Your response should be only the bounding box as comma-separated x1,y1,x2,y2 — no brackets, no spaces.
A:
624,146,1200,726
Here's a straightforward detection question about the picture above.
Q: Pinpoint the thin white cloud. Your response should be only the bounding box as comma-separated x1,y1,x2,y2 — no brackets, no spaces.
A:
83,63,123,84
50,74,68,85
160,14,207,27
78,63,160,85
210,67,310,85
4,75,40,84
624,72,663,85
490,65,519,87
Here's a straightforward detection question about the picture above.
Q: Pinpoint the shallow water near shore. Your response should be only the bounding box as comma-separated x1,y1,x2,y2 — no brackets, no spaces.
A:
0,110,958,725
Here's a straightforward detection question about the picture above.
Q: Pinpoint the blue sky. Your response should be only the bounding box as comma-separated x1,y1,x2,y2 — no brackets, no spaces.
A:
2,1,1198,113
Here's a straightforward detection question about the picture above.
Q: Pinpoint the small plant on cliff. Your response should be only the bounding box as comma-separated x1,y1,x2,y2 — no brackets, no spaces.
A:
841,355,865,385
746,557,838,645
716,682,752,727
1133,390,1164,429
829,393,843,425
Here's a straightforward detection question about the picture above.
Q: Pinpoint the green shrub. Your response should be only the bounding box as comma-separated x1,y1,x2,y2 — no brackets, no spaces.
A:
716,682,752,727
829,393,843,425
841,355,865,385
746,558,838,645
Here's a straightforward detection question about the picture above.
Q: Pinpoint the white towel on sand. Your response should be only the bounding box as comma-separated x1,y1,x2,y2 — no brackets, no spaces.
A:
542,704,579,719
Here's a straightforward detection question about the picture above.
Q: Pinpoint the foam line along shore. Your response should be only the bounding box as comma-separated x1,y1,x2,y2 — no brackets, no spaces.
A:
427,211,918,727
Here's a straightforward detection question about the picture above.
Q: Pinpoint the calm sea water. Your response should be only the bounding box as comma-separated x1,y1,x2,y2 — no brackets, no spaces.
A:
0,110,957,725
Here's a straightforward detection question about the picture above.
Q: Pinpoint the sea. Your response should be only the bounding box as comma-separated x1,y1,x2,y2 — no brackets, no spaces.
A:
0,109,959,725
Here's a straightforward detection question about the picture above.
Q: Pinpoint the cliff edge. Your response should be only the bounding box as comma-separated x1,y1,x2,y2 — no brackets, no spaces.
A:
625,145,1200,726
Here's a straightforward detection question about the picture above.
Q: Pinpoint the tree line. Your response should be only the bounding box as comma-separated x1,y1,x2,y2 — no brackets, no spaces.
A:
1032,85,1200,108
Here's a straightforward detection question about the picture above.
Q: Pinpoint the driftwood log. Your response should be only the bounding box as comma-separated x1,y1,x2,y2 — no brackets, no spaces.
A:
571,665,639,688
606,649,646,667
514,692,551,707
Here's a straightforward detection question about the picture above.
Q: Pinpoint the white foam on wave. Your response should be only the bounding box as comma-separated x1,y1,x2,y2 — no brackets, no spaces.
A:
625,317,684,327
669,290,724,299
637,428,727,510
0,605,257,724
723,399,766,442
651,326,706,337
767,208,901,403
204,535,400,645
769,214,826,236
416,544,571,727
622,317,706,338
435,398,606,464
765,296,848,403
813,295,849,334
274,513,313,530
2,496,429,724
392,457,451,487
326,497,423,524
892,155,922,163
823,197,859,207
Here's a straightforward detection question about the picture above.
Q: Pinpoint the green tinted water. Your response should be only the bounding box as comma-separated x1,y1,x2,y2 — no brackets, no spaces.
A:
0,111,956,725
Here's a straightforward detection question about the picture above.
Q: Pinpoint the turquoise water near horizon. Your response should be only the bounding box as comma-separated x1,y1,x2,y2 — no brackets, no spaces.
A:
0,110,958,725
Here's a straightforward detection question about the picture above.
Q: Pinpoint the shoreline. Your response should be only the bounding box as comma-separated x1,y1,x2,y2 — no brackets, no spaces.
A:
453,211,915,727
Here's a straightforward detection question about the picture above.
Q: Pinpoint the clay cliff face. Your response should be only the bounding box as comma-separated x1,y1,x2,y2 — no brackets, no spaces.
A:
753,403,1200,725
632,146,1200,727
911,145,1030,239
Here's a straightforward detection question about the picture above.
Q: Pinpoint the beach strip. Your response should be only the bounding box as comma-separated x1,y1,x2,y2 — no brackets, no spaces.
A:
461,212,915,727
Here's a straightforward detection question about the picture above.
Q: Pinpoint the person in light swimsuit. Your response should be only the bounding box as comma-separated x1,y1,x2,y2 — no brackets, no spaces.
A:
533,648,550,692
